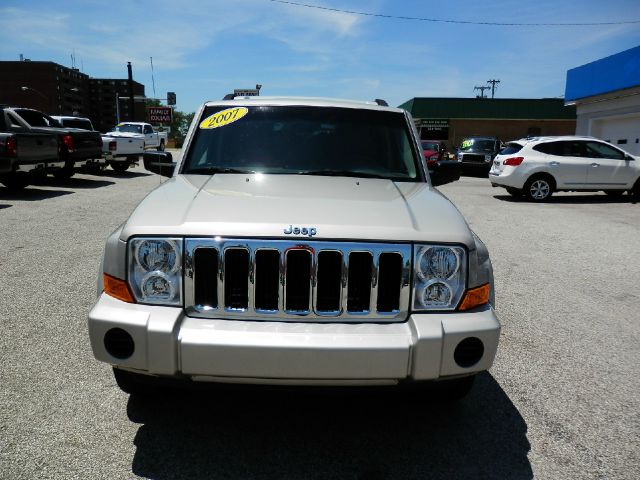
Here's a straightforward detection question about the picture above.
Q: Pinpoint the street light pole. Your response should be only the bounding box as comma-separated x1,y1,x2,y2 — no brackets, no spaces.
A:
21,86,53,113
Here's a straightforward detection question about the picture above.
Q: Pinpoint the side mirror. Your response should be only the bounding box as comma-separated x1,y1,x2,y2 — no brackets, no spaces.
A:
143,151,175,177
430,161,461,187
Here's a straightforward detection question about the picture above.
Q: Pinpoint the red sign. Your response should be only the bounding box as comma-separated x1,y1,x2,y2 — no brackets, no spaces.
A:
147,107,172,124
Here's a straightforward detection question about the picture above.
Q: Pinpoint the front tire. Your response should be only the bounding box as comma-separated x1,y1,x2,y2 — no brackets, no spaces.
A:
434,375,476,401
0,173,30,190
109,161,129,173
113,368,153,395
524,175,554,202
157,140,165,152
52,167,75,179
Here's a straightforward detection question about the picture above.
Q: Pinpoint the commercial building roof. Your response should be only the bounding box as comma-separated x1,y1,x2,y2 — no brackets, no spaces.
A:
565,45,640,102
398,97,576,120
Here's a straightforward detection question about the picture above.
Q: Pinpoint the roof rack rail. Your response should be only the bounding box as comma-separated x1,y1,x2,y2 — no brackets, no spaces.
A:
374,99,388,106
222,93,235,100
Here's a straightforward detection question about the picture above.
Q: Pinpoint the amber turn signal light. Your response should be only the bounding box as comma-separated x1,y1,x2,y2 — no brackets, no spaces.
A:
104,273,135,303
458,283,490,311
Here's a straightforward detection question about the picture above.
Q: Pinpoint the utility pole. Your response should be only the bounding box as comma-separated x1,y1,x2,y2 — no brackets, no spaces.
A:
474,86,490,98
487,79,501,99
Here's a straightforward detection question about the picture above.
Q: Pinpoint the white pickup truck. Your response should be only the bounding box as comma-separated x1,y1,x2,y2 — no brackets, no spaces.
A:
101,133,145,172
110,122,168,151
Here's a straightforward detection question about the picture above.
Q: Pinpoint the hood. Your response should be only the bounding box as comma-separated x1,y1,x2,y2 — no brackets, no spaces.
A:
103,131,144,139
423,148,438,157
121,174,474,246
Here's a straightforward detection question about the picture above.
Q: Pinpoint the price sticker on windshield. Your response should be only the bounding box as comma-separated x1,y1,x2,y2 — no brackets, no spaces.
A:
200,107,248,129
461,139,474,149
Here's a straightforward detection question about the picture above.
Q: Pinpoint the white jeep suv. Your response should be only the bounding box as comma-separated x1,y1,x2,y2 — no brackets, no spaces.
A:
88,96,500,400
489,136,640,201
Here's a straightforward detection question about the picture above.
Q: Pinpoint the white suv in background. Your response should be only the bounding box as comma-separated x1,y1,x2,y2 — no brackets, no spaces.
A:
489,136,640,201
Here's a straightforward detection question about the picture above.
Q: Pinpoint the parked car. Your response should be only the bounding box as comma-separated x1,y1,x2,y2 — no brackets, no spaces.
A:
51,115,95,131
422,140,461,184
110,122,168,151
53,115,145,171
457,136,502,174
52,115,107,170
1,107,102,179
101,133,145,172
489,136,640,201
89,96,500,400
421,140,447,168
0,113,62,190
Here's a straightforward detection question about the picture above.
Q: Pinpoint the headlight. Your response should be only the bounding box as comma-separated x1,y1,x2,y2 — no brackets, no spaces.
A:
413,245,466,310
129,238,182,305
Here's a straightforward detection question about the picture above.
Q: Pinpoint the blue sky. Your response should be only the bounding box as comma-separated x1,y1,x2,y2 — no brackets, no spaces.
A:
1,0,639,113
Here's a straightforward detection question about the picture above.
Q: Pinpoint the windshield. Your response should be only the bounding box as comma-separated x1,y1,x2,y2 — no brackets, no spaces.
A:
459,138,495,152
15,109,59,128
183,106,420,181
421,141,439,151
114,123,142,134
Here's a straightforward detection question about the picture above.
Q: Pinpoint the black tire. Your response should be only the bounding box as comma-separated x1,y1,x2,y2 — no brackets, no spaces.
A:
110,161,129,173
113,367,154,395
0,173,30,191
505,187,522,197
524,174,554,202
157,140,165,152
604,190,624,197
434,375,476,401
631,181,640,202
52,167,75,179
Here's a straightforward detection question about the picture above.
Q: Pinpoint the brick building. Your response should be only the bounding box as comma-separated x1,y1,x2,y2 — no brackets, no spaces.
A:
398,97,576,151
0,60,145,132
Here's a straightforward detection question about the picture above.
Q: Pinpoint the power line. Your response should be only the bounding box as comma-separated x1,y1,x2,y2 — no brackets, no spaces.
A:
268,0,640,26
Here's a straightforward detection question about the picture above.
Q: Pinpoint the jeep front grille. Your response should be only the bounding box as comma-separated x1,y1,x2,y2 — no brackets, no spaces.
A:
184,239,411,322
460,153,488,163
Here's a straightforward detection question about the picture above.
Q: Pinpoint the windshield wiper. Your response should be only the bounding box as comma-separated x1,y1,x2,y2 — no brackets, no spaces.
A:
297,169,390,179
185,167,256,175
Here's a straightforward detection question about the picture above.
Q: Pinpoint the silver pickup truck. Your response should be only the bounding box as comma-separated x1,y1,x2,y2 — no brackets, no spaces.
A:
88,97,500,400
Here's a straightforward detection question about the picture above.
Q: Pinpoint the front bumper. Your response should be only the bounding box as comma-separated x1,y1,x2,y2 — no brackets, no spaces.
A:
88,293,500,385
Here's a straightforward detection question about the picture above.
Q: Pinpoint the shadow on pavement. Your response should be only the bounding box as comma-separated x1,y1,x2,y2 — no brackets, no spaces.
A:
0,187,73,201
493,193,636,204
0,204,10,210
128,372,532,480
95,170,152,179
31,176,115,189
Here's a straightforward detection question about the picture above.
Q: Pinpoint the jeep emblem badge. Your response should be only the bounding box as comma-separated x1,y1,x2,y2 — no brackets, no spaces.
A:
284,225,317,237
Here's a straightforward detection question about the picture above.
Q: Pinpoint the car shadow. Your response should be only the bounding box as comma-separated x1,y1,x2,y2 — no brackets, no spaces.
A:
31,176,115,189
493,193,636,204
0,187,74,201
0,203,11,210
128,372,532,480
95,170,152,178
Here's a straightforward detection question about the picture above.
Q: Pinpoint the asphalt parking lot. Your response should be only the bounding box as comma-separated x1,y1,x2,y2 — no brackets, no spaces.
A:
0,158,638,480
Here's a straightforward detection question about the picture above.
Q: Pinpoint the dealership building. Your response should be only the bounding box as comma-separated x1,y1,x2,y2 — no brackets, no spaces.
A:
565,45,640,155
398,97,576,151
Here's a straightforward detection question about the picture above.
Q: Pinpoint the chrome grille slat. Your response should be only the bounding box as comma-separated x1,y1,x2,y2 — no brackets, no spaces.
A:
184,239,411,322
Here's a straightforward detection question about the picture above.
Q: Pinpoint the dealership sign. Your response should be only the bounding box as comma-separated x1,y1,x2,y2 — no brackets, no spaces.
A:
416,119,449,130
147,107,173,124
